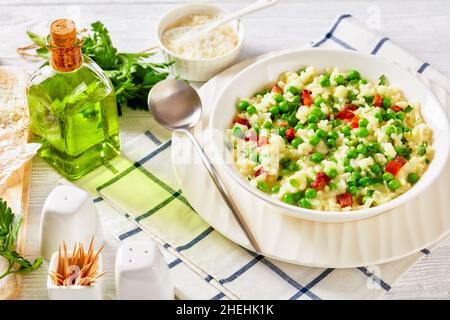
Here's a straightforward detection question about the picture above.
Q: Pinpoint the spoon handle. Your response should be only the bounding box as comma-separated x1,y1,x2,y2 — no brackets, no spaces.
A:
203,0,280,35
183,129,262,254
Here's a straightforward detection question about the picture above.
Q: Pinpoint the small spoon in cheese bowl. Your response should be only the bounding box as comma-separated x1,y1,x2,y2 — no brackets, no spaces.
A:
163,0,279,47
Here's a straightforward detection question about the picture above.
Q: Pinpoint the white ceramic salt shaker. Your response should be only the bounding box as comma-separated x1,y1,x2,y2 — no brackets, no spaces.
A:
40,185,103,260
115,240,175,300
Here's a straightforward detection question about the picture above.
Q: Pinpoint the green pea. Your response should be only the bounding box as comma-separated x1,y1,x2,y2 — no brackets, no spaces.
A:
343,157,350,166
395,112,405,121
291,137,303,148
347,90,357,101
308,114,319,124
385,125,396,135
287,162,300,172
263,121,273,129
314,95,326,107
311,107,324,119
342,125,352,136
271,185,280,193
279,101,290,113
407,173,420,184
370,164,382,174
282,193,296,204
388,179,401,190
291,95,300,106
357,127,369,138
320,77,331,87
395,146,410,157
316,128,326,138
311,152,324,163
347,69,361,81
257,181,269,192
309,135,320,146
327,130,339,140
382,172,394,181
347,149,358,159
367,142,380,153
247,105,256,115
307,123,318,131
326,168,338,179
305,188,318,199
232,126,244,138
329,182,338,190
404,105,413,113
360,79,367,84
358,118,369,127
358,177,370,187
273,92,284,103
289,178,300,187
356,144,368,155
326,139,337,148
293,191,304,201
374,112,382,122
334,74,346,85
382,97,391,108
299,197,312,208
288,114,299,127
418,144,427,156
286,86,299,95
270,106,280,116
238,100,249,111
386,109,395,119
345,165,354,173
348,185,359,195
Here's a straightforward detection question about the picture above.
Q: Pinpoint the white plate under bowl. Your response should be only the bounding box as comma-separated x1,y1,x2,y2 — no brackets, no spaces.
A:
208,48,450,223
172,50,450,268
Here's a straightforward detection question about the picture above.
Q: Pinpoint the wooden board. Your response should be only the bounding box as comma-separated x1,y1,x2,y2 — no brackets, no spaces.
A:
0,67,32,300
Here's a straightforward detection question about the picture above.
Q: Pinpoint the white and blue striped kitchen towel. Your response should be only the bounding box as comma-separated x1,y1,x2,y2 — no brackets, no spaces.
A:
75,14,449,300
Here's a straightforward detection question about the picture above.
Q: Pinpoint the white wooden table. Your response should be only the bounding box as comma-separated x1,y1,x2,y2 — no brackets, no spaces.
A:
1,0,450,299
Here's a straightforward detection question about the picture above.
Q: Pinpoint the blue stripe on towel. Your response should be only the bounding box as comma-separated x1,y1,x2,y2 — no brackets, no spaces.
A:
211,292,225,300
357,267,391,291
118,227,143,240
330,35,356,50
289,269,334,300
176,226,215,252
205,275,213,282
168,258,182,269
418,62,430,74
144,130,162,145
313,14,352,47
93,196,103,203
421,248,430,255
371,37,390,54
135,190,183,222
219,255,264,285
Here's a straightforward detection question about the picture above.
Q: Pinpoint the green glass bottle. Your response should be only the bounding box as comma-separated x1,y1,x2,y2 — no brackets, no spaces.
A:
27,19,120,180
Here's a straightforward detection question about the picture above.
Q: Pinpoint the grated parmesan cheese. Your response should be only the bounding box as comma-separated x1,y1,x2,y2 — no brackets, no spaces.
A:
162,14,238,59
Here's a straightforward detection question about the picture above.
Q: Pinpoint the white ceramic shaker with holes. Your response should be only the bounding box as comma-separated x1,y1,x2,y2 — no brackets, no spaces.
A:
39,185,103,260
115,240,175,300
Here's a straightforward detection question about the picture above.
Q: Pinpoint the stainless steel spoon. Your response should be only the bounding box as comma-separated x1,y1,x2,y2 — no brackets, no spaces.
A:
147,79,261,254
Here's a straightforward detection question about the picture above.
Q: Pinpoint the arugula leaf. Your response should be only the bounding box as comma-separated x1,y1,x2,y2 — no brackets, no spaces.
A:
0,198,43,279
25,21,174,115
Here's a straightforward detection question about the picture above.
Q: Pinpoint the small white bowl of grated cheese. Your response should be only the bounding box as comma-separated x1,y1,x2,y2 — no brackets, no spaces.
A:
156,3,245,82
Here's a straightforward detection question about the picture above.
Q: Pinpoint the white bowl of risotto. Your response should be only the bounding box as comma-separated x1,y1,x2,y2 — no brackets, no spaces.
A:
208,48,450,222
156,3,245,82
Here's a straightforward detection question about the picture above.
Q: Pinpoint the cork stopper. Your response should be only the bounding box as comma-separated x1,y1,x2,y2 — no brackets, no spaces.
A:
49,19,82,72
50,19,77,47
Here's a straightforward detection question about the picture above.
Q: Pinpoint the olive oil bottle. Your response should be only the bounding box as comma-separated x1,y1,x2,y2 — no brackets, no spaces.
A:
27,19,120,180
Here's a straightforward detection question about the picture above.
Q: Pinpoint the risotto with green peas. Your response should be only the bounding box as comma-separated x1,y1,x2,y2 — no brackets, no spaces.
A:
229,66,433,211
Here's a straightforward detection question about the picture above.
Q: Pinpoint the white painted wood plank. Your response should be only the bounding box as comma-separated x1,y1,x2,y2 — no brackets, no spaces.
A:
0,0,448,300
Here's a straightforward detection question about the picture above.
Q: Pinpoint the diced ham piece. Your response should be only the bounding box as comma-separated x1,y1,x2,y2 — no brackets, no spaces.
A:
385,156,407,176
337,193,353,207
311,172,331,191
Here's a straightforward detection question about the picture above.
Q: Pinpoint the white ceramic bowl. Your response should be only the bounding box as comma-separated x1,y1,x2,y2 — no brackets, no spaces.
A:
208,48,450,222
156,3,245,82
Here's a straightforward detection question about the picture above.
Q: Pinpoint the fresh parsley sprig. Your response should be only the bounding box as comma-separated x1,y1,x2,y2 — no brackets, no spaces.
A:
24,21,174,115
0,198,43,279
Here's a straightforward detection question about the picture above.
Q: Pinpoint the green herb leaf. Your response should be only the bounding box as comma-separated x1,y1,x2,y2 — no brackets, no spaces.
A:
0,198,43,279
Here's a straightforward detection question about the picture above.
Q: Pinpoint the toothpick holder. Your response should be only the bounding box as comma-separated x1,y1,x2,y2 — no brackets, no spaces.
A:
115,240,175,300
47,251,103,300
40,185,103,260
